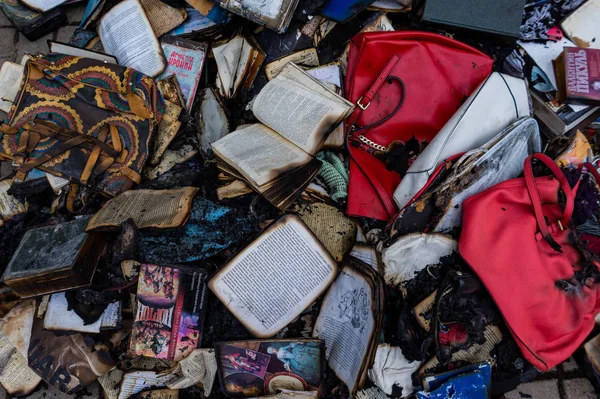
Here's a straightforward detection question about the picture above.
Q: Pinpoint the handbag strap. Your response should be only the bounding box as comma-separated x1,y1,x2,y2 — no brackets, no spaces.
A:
523,153,575,252
348,55,405,132
345,56,406,219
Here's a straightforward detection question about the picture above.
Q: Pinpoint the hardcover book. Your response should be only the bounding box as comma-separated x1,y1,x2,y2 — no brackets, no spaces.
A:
130,264,208,362
554,47,600,105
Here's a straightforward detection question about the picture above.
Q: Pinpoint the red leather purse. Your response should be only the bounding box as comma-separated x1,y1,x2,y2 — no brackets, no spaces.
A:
345,31,493,221
459,153,600,371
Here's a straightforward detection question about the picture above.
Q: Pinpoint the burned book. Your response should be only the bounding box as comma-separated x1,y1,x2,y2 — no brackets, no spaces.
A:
0,0,65,41
140,0,188,37
213,35,265,100
130,264,209,361
265,48,319,80
157,36,207,112
29,300,120,393
210,0,299,33
211,63,354,210
209,215,338,338
157,74,187,108
554,47,600,105
98,0,167,77
215,339,325,397
1,216,106,298
312,257,385,396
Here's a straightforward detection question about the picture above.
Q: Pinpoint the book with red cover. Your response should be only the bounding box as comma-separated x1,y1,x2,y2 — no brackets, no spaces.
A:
554,47,600,105
130,264,208,361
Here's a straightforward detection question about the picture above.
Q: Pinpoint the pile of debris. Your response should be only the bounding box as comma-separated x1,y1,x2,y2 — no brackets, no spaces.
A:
2,0,600,398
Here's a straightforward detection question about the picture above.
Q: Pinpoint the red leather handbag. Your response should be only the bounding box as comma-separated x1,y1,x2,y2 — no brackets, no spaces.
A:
345,31,493,221
459,154,600,371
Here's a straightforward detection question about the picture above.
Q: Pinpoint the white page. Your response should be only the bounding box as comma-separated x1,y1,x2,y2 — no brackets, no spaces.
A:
0,62,24,113
519,39,587,112
212,124,311,187
118,371,170,399
19,0,67,12
44,292,103,333
49,41,118,64
313,267,374,394
307,64,342,88
98,0,165,77
209,215,337,338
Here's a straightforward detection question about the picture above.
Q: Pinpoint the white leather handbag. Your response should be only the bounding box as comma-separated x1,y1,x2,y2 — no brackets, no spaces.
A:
386,117,541,239
392,72,531,209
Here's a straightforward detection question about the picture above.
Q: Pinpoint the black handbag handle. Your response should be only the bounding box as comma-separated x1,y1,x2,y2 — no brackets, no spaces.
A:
351,76,407,134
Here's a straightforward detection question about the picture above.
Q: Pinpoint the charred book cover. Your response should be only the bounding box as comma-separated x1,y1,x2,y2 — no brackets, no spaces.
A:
554,47,600,105
130,264,208,362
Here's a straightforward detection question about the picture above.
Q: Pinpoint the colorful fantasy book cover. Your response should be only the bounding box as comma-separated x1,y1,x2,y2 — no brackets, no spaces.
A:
158,36,207,112
215,339,324,397
131,264,208,362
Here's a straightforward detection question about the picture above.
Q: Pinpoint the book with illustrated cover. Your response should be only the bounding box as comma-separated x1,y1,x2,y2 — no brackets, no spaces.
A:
130,264,208,362
215,339,324,397
158,36,207,112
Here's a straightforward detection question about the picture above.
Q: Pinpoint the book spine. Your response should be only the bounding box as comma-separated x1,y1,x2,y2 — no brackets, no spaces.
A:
168,287,185,360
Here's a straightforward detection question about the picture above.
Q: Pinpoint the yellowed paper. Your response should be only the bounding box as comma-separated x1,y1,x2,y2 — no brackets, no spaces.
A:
265,48,319,80
217,180,253,200
149,100,183,165
163,348,217,395
294,202,357,261
98,369,124,399
86,187,199,231
0,300,41,395
0,180,27,220
141,0,187,38
412,291,436,332
143,144,198,180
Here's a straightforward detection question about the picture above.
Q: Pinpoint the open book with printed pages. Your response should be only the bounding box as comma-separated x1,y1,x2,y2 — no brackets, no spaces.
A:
312,256,385,396
209,215,338,338
97,0,167,77
211,62,354,210
213,35,265,99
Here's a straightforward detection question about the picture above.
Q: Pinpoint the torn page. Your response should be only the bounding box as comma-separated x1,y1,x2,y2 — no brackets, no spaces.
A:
0,62,24,113
164,348,217,394
44,292,103,333
0,300,41,396
117,371,171,399
294,202,357,262
98,369,124,399
86,187,199,231
0,179,27,220
0,334,41,395
349,244,379,271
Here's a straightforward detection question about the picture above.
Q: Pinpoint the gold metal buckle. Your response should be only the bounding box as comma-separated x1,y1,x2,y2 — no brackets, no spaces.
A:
357,96,370,110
